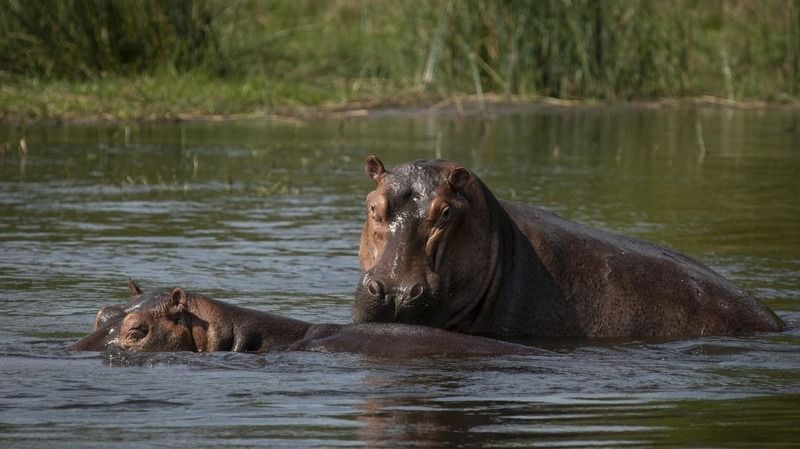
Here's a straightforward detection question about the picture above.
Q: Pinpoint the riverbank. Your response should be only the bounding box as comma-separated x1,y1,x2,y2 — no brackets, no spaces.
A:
3,74,799,125
3,1,799,124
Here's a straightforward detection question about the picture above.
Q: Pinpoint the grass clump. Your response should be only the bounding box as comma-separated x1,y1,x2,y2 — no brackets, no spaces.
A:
1,0,799,121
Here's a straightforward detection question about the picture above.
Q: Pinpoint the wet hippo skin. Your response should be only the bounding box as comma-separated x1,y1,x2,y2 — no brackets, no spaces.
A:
70,281,543,356
353,157,784,338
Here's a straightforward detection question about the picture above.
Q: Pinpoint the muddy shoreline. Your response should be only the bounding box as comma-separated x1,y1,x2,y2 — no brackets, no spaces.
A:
3,94,799,126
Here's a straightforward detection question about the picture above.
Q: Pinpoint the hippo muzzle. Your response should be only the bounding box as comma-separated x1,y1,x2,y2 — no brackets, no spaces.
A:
353,269,444,325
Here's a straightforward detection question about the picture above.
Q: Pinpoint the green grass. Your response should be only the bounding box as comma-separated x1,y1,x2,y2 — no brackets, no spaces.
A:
1,0,799,121
0,73,363,121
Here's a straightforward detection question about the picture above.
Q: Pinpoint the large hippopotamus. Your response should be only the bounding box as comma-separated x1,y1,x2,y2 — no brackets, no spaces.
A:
70,281,542,356
353,157,784,338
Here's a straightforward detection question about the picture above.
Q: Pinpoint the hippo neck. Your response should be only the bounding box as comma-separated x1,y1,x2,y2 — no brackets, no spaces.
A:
461,182,567,336
184,294,312,352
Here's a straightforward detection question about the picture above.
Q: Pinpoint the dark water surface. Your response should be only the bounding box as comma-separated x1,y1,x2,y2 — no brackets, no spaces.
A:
1,106,799,448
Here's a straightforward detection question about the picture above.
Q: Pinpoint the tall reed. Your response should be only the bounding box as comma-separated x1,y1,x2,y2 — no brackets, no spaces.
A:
1,0,797,100
0,0,221,79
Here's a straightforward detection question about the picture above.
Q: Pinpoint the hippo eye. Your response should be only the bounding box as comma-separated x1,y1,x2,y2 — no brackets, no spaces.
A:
369,203,382,222
126,325,148,341
440,207,451,222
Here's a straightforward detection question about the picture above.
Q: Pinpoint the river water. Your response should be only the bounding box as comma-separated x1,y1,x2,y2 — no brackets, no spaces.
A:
1,106,799,448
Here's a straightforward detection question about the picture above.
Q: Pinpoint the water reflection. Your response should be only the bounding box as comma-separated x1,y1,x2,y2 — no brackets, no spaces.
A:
352,364,800,448
357,396,498,448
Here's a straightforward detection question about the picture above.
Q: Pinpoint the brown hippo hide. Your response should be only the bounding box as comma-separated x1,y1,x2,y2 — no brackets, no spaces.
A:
69,282,543,357
91,279,145,331
353,157,784,338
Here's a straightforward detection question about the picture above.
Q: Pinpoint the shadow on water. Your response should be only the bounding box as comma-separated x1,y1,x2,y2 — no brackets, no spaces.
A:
1,106,799,448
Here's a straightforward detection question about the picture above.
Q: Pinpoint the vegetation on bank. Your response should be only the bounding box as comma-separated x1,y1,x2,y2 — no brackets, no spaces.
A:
1,0,799,121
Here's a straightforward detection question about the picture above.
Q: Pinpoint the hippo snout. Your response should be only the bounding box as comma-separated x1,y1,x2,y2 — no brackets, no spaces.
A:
353,272,440,325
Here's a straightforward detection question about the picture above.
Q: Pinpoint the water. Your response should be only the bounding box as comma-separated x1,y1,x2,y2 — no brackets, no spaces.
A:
1,106,799,448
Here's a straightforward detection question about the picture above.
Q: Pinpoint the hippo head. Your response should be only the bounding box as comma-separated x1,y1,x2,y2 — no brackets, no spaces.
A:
71,285,197,352
112,287,196,352
354,156,494,329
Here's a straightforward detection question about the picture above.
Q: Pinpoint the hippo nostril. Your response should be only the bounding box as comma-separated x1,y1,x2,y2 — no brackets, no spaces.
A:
409,283,424,301
367,279,384,298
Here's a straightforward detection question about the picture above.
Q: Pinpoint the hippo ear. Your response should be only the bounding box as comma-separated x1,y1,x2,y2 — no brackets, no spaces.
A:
447,167,471,191
365,155,386,183
128,279,143,297
169,287,188,314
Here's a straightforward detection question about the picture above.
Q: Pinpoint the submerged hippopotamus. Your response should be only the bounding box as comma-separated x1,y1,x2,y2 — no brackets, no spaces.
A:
70,281,542,356
353,157,784,338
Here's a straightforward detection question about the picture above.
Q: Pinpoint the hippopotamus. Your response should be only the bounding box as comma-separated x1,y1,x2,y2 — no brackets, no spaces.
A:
70,281,543,356
353,156,784,338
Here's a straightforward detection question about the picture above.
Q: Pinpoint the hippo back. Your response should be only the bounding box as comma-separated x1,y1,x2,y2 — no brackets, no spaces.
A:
500,200,784,337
